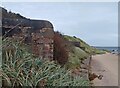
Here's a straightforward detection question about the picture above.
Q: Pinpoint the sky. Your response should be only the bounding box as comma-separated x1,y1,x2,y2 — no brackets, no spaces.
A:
1,2,118,47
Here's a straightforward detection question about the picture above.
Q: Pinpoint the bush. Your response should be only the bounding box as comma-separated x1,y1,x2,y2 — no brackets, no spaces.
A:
53,32,68,65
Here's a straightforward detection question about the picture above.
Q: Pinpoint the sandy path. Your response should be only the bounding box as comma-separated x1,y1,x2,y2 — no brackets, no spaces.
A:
91,53,118,86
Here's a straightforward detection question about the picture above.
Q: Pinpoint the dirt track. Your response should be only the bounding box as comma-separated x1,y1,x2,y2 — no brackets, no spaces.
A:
91,53,118,86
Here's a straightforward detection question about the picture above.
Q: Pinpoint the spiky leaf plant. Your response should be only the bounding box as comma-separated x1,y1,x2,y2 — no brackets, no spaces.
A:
1,38,89,87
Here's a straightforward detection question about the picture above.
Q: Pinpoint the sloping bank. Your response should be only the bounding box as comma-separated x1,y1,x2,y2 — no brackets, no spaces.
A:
63,35,106,81
64,35,106,68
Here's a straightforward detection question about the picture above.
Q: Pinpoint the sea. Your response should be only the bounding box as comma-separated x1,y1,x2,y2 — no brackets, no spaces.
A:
95,47,119,54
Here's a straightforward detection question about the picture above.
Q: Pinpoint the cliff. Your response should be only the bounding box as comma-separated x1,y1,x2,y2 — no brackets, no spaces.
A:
1,7,54,60
1,7,54,37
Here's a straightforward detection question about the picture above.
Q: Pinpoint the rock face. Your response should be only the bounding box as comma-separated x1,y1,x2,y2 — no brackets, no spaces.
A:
1,7,54,60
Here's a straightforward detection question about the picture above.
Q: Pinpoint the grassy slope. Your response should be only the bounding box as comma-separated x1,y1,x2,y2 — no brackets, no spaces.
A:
64,35,106,54
64,35,106,69
66,46,89,68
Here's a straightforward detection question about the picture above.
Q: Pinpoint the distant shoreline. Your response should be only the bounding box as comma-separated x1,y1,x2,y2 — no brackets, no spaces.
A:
94,46,119,53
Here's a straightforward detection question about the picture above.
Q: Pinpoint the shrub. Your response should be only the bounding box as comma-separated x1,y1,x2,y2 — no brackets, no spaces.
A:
53,31,68,65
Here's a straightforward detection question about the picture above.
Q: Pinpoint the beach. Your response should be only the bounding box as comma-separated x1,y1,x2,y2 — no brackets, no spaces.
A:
91,53,118,86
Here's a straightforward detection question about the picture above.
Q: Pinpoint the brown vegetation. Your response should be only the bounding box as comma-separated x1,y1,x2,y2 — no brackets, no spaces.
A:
88,73,103,81
53,31,68,65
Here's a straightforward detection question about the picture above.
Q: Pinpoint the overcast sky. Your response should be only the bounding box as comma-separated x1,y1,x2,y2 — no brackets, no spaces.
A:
1,2,118,47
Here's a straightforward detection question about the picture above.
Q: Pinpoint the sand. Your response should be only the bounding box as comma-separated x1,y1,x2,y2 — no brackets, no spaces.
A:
91,53,118,86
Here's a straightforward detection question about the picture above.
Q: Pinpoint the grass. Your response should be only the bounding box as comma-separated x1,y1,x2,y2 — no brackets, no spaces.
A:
66,46,89,69
64,35,106,69
64,35,93,54
1,38,90,87
64,35,106,54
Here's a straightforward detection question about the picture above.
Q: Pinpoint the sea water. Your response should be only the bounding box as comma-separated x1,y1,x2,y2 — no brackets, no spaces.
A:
95,47,119,54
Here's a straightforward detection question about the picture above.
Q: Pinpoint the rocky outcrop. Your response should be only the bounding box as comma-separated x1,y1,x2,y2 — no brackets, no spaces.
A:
1,7,54,60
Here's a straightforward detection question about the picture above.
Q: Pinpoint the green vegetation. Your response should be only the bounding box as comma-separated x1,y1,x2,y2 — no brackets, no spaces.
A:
66,46,89,69
64,35,106,69
64,35,106,55
64,35,92,54
1,38,90,87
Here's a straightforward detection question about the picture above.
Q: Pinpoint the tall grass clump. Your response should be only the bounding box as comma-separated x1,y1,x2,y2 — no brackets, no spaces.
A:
1,37,90,87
